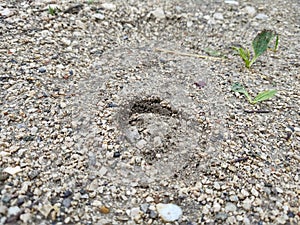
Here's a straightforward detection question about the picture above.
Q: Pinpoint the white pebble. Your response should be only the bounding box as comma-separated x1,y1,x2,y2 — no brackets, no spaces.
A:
3,166,22,175
187,21,193,27
225,202,237,212
213,13,224,20
213,202,221,212
224,0,239,5
276,187,283,193
146,196,154,202
251,188,259,197
93,13,105,20
255,13,268,20
130,207,142,221
0,8,13,17
157,203,182,222
276,214,288,224
243,217,251,225
8,206,21,216
151,8,166,19
60,102,67,108
20,213,32,223
242,198,252,210
101,3,116,11
99,166,108,177
244,6,256,17
136,139,147,149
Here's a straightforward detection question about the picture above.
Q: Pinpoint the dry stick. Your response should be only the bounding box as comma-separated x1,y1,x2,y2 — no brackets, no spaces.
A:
244,110,271,113
155,48,226,61
230,156,249,164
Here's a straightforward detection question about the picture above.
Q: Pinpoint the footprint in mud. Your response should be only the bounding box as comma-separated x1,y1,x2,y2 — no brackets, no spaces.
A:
116,95,204,174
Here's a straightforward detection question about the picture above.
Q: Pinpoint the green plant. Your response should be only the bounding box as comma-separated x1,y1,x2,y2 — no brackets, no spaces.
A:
48,6,57,16
273,35,279,52
231,83,277,104
233,30,279,68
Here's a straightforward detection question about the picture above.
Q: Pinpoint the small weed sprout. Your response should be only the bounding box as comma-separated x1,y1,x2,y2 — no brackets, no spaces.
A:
233,30,279,68
231,83,277,104
48,6,57,16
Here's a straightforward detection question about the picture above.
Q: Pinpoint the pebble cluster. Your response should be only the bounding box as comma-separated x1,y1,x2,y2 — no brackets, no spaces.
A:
0,0,299,224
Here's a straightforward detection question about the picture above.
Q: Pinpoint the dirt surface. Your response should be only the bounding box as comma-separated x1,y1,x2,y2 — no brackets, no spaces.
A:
0,0,299,224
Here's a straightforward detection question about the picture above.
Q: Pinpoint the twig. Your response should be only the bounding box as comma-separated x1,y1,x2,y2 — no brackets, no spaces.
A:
155,48,225,61
230,156,249,164
244,110,270,113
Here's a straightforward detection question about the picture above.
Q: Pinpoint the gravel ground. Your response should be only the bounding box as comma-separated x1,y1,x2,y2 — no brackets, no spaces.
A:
0,0,299,224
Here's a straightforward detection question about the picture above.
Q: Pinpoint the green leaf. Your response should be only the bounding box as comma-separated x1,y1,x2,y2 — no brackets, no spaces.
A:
48,6,56,15
231,83,252,102
204,48,223,57
233,47,251,68
252,90,277,104
274,35,279,52
252,30,275,58
231,82,246,93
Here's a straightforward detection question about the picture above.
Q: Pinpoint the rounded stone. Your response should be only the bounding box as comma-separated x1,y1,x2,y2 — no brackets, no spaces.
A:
157,203,182,222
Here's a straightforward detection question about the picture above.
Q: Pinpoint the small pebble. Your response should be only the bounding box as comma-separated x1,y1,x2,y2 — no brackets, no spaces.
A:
101,3,117,11
255,13,268,20
0,205,7,214
225,202,237,212
38,67,46,73
149,210,158,219
93,13,105,20
213,13,224,20
0,8,13,17
224,0,239,5
20,213,32,223
8,206,21,216
244,6,256,17
215,212,228,220
157,203,182,222
242,198,252,210
113,152,121,157
140,203,149,213
62,198,72,208
151,8,166,19
99,206,110,214
213,202,221,212
136,139,147,149
187,21,193,27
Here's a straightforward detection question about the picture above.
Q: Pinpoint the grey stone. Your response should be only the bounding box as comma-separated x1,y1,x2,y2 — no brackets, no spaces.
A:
255,13,268,20
140,203,149,213
8,206,21,216
151,8,165,19
136,139,147,149
215,212,228,220
101,3,116,11
149,210,158,219
242,198,252,210
20,213,32,223
93,13,105,20
224,0,239,5
213,13,224,20
125,126,140,143
0,8,12,17
0,205,7,214
38,67,46,73
225,202,237,212
62,198,72,208
28,170,40,180
157,203,182,222
244,6,256,17
153,136,162,147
